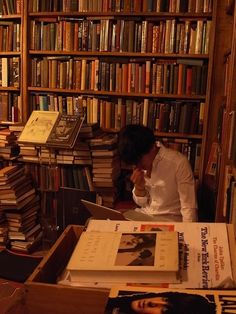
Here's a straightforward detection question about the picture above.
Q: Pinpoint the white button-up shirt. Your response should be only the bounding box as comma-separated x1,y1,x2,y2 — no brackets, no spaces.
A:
132,143,198,222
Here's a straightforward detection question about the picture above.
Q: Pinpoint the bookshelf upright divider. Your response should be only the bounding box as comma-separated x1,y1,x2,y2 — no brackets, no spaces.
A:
0,0,23,123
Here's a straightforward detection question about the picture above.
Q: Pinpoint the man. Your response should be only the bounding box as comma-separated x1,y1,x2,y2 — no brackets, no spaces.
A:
118,124,197,222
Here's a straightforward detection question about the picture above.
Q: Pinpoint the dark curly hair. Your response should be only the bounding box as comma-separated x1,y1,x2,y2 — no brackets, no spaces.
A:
118,124,156,165
105,291,216,314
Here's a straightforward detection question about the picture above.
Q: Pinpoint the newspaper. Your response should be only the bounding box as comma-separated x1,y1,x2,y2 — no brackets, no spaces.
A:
86,220,235,289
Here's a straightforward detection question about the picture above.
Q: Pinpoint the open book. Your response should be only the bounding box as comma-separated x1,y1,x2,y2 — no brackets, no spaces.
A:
18,110,84,148
65,230,179,285
104,285,236,314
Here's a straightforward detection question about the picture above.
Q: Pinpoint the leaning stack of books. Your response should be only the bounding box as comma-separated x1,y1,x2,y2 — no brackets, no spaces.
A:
0,225,9,249
0,127,20,159
89,133,120,207
0,165,42,252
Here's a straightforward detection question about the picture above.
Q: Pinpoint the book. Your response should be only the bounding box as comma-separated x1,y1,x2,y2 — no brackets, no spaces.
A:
66,230,179,285
104,285,236,314
18,110,85,148
86,220,235,289
46,114,84,148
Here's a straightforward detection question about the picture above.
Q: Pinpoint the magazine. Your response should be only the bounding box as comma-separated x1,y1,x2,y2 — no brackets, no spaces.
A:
104,285,236,314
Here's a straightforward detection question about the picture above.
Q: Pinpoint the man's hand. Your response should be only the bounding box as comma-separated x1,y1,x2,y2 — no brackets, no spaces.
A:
131,168,146,196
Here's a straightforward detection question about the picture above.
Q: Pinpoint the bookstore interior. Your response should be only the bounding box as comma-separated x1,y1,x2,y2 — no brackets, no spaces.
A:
0,0,236,313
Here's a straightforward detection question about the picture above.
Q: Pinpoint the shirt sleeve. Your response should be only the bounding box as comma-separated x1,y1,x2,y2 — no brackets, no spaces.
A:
176,155,198,222
132,187,150,207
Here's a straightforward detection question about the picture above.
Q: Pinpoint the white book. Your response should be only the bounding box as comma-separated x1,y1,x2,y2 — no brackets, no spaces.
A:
66,231,179,285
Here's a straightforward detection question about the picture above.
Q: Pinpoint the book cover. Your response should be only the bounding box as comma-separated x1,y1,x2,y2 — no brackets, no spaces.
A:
66,231,179,284
104,285,236,314
46,114,84,148
18,110,60,144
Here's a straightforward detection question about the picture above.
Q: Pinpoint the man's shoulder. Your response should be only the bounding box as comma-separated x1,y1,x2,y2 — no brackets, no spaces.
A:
161,144,185,159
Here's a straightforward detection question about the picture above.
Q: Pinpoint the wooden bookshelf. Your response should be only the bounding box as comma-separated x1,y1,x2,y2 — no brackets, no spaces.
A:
6,1,236,219
0,0,23,123
19,0,217,186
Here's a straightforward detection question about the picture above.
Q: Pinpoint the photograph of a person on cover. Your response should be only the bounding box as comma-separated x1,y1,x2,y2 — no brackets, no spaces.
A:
105,291,216,314
53,119,74,141
115,233,156,266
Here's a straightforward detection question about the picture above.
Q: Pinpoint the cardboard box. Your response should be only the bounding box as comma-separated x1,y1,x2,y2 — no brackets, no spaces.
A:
25,225,109,314
25,223,236,314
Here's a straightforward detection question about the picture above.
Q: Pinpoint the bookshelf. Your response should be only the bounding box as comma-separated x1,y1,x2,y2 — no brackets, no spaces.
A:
214,1,236,221
0,0,22,122
23,0,217,188
1,1,227,218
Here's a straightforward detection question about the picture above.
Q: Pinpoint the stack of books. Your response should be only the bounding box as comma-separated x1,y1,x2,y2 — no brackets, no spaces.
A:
56,141,92,165
0,225,9,249
89,133,120,207
0,165,42,252
0,127,19,159
19,144,39,162
78,122,102,140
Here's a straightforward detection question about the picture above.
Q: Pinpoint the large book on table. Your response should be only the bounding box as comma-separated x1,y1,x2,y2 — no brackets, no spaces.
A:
18,110,84,149
65,230,179,286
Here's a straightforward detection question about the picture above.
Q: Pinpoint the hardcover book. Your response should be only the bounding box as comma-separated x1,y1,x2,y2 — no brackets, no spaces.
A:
46,114,84,148
66,230,179,285
18,110,84,148
18,111,60,144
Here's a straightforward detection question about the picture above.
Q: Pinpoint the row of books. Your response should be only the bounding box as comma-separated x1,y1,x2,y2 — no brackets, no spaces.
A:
0,57,20,88
38,164,93,192
31,57,208,95
30,96,205,135
30,18,211,55
98,99,205,134
0,0,21,15
29,0,213,14
0,21,21,52
31,93,205,135
0,92,21,122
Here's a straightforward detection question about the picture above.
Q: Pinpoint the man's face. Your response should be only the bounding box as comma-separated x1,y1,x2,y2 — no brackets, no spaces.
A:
136,150,153,171
131,297,169,313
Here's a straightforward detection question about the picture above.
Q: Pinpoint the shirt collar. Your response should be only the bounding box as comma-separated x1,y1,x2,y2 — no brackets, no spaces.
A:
153,142,165,165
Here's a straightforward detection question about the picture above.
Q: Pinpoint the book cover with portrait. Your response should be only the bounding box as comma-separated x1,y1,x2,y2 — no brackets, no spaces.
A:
46,114,84,148
66,231,179,285
104,285,236,314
